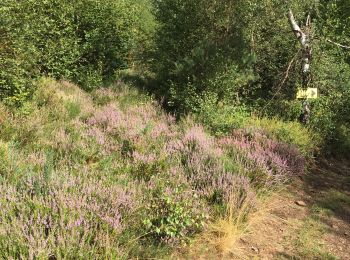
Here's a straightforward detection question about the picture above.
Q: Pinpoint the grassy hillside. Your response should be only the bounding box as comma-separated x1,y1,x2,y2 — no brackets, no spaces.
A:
0,79,315,258
1,1,349,258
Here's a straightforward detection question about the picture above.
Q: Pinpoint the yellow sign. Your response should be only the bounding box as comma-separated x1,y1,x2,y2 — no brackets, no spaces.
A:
296,88,318,99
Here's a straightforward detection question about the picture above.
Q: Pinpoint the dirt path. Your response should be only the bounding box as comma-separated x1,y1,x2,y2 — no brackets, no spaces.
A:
238,158,350,259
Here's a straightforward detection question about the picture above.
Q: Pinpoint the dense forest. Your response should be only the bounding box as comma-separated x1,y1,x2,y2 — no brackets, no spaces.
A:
0,0,349,258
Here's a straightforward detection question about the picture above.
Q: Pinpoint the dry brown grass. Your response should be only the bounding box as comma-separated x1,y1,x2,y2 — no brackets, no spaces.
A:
0,103,9,125
178,188,279,260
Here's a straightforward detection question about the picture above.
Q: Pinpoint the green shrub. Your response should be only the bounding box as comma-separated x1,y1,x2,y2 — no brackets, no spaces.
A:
195,94,249,136
152,0,254,113
247,117,319,157
194,97,317,156
65,101,81,120
143,176,207,244
327,124,350,156
73,0,137,87
0,0,150,103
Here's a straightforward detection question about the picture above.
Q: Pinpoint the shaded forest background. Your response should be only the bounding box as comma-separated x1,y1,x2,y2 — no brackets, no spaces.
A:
1,0,349,153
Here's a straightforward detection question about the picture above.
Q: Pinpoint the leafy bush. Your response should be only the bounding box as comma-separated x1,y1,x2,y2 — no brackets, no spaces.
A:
309,82,350,154
195,94,250,136
0,0,151,103
151,0,350,158
152,0,253,113
143,175,207,244
247,117,319,157
193,97,318,157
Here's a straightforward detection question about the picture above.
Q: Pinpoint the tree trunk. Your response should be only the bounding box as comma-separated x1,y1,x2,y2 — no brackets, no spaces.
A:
288,9,312,124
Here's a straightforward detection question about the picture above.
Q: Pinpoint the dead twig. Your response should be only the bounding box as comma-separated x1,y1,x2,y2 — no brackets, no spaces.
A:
326,39,350,50
260,50,300,114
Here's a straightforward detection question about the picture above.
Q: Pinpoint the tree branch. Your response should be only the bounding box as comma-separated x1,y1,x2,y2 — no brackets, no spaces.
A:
260,50,300,114
326,39,350,50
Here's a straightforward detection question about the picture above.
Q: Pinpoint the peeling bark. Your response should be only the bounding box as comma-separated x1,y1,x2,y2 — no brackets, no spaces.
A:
288,9,312,87
288,9,312,124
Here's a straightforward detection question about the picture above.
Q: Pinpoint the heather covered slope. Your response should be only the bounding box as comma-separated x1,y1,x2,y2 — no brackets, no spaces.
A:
0,79,314,258
1,1,349,258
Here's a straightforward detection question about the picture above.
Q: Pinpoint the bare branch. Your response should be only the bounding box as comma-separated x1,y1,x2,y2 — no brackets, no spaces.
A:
260,50,300,113
306,13,311,28
305,13,312,36
276,50,300,92
326,39,350,50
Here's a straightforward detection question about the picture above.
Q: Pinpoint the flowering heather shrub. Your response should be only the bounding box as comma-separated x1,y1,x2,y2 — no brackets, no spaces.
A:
150,121,172,139
85,125,107,146
73,119,117,157
25,152,47,171
0,79,311,257
87,104,123,133
219,129,306,185
87,103,165,143
247,117,319,156
167,125,221,156
167,125,244,204
0,170,136,258
85,92,177,165
132,151,159,181
210,172,255,206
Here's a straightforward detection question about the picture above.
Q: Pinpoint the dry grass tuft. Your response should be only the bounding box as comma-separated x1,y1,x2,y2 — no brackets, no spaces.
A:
181,189,278,259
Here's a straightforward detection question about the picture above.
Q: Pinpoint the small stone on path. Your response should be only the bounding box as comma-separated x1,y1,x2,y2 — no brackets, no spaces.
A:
295,200,307,207
251,246,259,253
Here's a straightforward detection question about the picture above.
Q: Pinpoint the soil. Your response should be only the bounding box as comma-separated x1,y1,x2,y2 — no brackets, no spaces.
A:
237,158,350,259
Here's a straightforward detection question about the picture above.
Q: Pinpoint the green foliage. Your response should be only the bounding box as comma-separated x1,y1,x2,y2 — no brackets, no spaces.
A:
318,0,350,64
195,94,249,136
247,117,319,157
331,125,350,156
0,0,149,103
152,0,253,113
194,97,317,156
150,0,350,154
73,0,137,87
249,0,350,153
309,80,350,153
143,178,207,243
151,0,319,112
1,0,350,256
129,0,157,68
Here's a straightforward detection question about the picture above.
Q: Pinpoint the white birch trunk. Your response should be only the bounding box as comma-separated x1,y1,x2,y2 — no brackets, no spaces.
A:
288,9,312,87
288,9,312,124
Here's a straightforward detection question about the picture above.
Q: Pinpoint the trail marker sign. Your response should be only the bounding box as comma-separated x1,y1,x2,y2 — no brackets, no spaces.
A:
296,88,318,99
